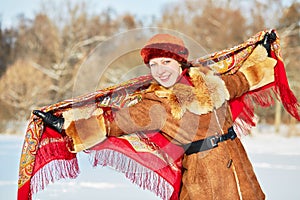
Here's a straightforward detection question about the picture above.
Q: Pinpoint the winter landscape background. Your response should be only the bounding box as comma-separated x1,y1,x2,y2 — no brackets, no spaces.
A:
0,0,299,199
1,124,300,200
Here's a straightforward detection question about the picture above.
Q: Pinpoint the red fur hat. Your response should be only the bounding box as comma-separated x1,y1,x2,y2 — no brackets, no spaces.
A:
140,34,189,64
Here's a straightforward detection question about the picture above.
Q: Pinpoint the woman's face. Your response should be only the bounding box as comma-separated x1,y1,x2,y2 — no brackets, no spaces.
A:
149,57,182,88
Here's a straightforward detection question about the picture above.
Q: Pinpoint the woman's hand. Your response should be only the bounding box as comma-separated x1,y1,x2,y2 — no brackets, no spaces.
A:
33,110,64,133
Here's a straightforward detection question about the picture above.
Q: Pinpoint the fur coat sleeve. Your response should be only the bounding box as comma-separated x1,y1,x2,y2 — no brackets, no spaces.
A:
63,45,277,151
63,67,254,151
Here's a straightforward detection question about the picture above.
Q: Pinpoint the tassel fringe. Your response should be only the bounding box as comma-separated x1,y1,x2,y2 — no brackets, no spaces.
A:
233,86,275,136
88,149,174,200
30,158,79,195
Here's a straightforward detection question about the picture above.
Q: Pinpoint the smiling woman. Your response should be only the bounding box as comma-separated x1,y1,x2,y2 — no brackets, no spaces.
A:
18,29,300,200
149,58,182,88
141,33,189,88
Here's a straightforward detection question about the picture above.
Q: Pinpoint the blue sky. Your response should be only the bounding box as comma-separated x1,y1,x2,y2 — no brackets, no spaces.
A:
0,0,178,28
0,0,295,28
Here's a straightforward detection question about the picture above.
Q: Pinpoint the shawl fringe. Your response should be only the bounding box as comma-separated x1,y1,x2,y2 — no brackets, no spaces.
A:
29,127,79,198
88,149,175,200
231,30,299,136
31,158,79,195
232,85,276,136
273,50,300,120
18,30,299,200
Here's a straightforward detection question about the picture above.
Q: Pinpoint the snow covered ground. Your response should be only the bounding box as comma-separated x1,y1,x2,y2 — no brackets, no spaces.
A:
1,124,300,200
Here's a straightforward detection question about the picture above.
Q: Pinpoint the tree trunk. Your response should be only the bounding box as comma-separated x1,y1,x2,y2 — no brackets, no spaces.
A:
274,100,282,133
287,116,299,137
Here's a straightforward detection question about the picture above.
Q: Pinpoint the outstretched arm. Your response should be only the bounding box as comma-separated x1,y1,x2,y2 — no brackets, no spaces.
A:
61,93,170,152
221,45,277,99
220,71,250,99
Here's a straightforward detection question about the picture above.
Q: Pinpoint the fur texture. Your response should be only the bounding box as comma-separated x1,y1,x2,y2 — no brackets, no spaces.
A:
140,33,189,64
240,45,277,90
149,67,230,119
63,106,103,128
64,111,107,152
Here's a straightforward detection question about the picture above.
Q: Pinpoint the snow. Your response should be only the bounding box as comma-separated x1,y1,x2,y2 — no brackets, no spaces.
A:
240,125,300,200
1,124,300,200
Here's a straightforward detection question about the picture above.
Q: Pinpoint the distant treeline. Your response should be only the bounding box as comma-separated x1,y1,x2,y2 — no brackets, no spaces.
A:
0,0,299,133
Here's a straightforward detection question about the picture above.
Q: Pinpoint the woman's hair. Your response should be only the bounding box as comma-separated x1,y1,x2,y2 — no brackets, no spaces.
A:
180,61,212,76
180,61,193,70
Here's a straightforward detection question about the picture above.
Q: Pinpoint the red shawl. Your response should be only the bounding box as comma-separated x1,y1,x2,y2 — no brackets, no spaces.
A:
17,30,299,200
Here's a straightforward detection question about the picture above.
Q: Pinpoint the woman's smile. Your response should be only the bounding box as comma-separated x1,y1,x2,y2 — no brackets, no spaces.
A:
149,57,182,88
159,74,171,81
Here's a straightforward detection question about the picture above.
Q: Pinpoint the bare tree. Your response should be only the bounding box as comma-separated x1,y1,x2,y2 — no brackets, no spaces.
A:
156,0,299,130
0,59,52,119
0,25,16,77
157,0,247,52
275,2,300,134
0,1,142,129
12,2,110,103
0,0,297,134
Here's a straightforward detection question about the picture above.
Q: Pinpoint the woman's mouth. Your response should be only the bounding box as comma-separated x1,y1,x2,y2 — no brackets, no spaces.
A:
159,75,171,82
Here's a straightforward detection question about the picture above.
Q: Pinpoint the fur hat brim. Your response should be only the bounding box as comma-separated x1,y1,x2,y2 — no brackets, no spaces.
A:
141,43,189,64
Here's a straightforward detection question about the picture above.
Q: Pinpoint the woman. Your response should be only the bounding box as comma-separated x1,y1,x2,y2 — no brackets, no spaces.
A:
34,33,276,199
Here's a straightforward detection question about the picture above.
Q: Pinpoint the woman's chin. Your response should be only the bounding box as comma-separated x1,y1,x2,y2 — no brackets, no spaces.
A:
158,80,176,88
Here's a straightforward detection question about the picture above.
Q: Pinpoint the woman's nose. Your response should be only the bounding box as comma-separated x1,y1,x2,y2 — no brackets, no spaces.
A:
156,65,165,74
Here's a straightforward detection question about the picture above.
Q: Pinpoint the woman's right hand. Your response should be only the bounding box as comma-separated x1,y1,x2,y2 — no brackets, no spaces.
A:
33,110,64,133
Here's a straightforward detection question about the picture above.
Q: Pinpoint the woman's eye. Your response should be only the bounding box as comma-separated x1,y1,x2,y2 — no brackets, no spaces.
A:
163,60,171,64
149,63,157,67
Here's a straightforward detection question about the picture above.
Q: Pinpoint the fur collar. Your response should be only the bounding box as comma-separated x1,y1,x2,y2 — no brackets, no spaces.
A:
147,67,230,119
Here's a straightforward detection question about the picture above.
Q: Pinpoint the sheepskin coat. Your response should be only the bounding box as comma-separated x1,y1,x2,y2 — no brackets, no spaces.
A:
109,68,264,200
65,66,265,200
